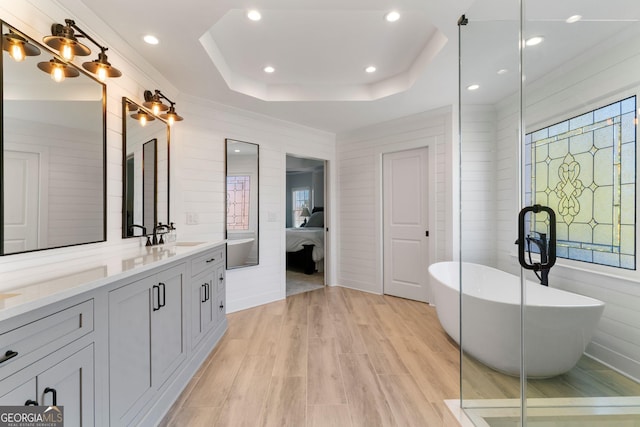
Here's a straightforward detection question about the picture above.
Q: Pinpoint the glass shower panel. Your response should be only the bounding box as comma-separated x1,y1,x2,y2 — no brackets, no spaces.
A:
522,0,640,424
459,1,523,424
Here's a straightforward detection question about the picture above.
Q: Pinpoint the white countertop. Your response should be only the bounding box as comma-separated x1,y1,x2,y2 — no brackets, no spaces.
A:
0,240,225,322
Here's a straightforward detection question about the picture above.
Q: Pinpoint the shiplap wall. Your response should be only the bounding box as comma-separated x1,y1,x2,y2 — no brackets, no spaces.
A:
336,107,454,299
492,29,640,380
173,95,335,312
460,105,497,266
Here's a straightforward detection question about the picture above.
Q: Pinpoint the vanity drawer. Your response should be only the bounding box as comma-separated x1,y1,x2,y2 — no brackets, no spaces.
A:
191,247,224,277
0,299,94,380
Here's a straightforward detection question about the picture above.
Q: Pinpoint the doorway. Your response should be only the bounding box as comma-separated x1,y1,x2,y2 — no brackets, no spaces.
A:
285,155,326,296
382,147,430,302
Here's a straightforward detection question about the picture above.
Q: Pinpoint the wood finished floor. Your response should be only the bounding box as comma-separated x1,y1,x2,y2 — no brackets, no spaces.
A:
161,286,640,426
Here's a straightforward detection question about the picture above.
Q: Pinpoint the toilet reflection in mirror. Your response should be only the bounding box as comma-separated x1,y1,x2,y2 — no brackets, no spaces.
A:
226,139,259,269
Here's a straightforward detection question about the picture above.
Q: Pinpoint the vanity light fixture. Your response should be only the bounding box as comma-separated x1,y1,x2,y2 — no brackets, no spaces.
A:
43,19,122,81
37,58,80,82
143,89,184,126
2,31,41,62
143,89,169,115
130,108,155,127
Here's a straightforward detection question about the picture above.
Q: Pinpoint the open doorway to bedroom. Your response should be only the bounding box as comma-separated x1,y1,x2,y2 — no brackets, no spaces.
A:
285,155,326,297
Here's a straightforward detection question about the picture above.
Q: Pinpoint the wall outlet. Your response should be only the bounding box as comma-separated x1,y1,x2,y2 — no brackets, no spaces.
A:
186,212,199,225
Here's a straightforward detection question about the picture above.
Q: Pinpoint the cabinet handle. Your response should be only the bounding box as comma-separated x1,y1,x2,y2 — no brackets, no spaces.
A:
0,350,18,364
25,400,38,406
44,387,58,406
201,284,207,303
219,276,224,282
219,302,224,311
206,283,211,301
205,258,216,263
152,284,160,311
159,282,166,308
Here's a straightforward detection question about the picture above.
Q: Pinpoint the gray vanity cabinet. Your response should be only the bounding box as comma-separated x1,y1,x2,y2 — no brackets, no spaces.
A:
0,343,94,426
108,263,186,426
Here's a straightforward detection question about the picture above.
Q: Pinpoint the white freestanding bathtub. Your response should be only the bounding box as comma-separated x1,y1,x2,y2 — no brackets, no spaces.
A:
226,238,254,268
428,261,605,378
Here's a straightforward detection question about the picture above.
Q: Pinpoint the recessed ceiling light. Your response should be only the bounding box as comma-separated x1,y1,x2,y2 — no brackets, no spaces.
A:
143,35,159,45
385,11,400,22
467,84,480,91
497,68,509,75
234,149,240,153
365,66,377,73
566,15,582,24
247,10,262,21
264,66,275,73
525,36,544,47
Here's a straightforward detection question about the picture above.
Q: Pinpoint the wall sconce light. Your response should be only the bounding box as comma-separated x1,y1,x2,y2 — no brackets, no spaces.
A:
42,19,122,81
37,58,80,82
130,108,155,127
144,90,184,126
2,31,41,62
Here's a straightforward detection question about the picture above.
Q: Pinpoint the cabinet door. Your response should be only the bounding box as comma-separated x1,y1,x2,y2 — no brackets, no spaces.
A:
0,378,35,405
38,344,94,426
109,276,154,425
151,264,185,388
191,270,213,349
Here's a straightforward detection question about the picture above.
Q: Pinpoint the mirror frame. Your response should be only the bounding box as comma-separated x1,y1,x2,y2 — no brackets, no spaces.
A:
121,97,170,238
0,20,107,255
225,138,259,269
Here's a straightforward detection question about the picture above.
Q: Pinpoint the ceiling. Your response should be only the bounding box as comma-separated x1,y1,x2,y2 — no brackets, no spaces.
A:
59,0,640,134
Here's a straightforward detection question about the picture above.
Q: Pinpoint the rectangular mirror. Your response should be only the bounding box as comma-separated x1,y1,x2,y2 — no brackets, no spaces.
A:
226,139,258,268
122,97,169,237
1,21,106,255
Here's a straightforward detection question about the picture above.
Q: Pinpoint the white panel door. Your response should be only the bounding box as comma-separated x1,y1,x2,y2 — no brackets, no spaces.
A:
383,147,429,302
4,150,39,252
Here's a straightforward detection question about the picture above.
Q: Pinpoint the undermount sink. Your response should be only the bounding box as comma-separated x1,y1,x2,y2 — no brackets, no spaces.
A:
175,241,205,247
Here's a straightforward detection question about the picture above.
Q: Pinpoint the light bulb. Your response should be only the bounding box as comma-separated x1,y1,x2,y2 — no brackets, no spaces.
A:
61,43,74,61
9,43,25,62
167,115,175,126
51,65,65,82
97,65,107,82
140,115,147,126
152,104,160,115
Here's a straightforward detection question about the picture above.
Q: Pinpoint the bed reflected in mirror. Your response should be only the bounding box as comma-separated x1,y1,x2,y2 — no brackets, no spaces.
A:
226,139,259,269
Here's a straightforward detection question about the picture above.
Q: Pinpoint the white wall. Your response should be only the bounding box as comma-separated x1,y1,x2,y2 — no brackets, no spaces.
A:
491,28,640,380
173,95,336,312
336,107,454,298
460,105,497,265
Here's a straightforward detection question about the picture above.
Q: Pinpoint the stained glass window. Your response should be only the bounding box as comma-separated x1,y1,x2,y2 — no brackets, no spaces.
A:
525,96,636,269
227,175,250,230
